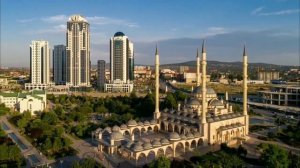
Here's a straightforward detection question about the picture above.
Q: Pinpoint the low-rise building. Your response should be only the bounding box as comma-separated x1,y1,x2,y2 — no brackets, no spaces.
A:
0,90,47,114
258,85,300,107
257,69,280,83
104,79,134,93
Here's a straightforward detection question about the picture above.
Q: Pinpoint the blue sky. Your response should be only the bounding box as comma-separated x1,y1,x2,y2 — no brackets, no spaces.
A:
1,0,299,67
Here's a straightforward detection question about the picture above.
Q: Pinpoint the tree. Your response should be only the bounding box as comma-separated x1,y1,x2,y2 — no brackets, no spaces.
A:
95,105,108,114
42,112,58,125
260,144,290,168
164,93,177,109
149,156,171,168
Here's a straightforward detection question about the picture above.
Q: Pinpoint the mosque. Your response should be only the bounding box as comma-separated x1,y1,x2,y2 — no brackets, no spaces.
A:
95,41,249,166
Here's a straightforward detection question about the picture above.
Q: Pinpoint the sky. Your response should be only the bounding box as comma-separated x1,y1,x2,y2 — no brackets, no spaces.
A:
0,0,299,67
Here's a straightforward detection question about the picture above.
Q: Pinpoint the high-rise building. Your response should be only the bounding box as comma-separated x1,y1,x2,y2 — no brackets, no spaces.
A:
127,41,134,81
53,45,66,85
66,15,90,87
105,32,134,92
110,32,134,83
97,60,106,90
29,40,50,85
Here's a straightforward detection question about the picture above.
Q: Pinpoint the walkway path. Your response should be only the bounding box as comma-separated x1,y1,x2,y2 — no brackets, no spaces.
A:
63,134,115,168
0,116,52,167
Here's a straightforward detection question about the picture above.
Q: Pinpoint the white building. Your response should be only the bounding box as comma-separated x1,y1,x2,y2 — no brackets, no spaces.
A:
66,15,90,87
53,45,66,85
0,90,47,115
26,41,50,90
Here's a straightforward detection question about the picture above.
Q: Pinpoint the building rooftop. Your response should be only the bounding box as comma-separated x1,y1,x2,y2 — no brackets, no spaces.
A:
114,32,125,37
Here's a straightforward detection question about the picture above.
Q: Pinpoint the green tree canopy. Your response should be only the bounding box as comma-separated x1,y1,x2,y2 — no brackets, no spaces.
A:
260,144,289,168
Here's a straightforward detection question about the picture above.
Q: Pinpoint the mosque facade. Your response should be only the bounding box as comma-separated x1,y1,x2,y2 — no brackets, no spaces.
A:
95,41,249,166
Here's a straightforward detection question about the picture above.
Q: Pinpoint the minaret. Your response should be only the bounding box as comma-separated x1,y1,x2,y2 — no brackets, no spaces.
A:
201,40,207,124
243,44,249,135
154,45,161,120
196,48,200,86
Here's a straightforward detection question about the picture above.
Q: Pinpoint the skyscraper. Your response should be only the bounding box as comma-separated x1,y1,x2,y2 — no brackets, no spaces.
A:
97,60,106,90
66,15,90,87
127,41,134,81
53,45,66,85
110,32,134,83
30,40,50,85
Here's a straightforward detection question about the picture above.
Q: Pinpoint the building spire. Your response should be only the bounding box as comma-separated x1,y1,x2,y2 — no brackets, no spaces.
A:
243,44,247,56
196,48,200,86
202,40,206,53
154,45,160,120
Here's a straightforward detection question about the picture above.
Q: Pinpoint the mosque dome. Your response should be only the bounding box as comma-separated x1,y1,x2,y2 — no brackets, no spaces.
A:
131,143,143,151
138,121,144,126
186,132,194,139
193,86,216,95
152,139,162,147
150,120,157,125
187,98,201,106
120,124,127,130
104,127,111,132
209,99,223,106
112,125,120,132
160,138,170,145
114,32,125,37
194,132,201,138
127,119,137,127
110,131,124,141
169,132,180,141
143,142,153,149
180,134,187,140
144,120,150,126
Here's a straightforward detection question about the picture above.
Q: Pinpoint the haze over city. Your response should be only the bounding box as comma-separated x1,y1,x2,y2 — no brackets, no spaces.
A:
1,0,299,67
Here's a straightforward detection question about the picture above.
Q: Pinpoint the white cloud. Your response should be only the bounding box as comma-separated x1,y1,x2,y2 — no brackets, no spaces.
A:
251,6,264,15
86,16,139,28
201,27,228,37
34,24,66,34
251,7,300,16
41,15,68,23
17,18,35,23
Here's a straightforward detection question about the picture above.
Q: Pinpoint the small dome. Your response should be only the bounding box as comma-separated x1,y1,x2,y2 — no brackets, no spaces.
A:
112,125,120,132
110,131,124,141
160,138,170,145
144,120,150,126
143,142,152,149
138,121,144,126
68,15,87,22
187,98,201,106
180,134,186,140
131,143,143,151
150,120,156,125
194,132,201,138
120,124,127,130
193,86,216,95
127,119,137,127
152,139,161,147
104,127,111,132
186,132,194,139
169,132,180,141
209,99,223,106
114,32,125,37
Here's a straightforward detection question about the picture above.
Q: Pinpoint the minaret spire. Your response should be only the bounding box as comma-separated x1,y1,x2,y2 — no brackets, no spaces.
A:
202,40,206,53
196,48,200,86
154,45,160,120
201,40,207,124
243,44,249,135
